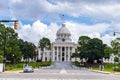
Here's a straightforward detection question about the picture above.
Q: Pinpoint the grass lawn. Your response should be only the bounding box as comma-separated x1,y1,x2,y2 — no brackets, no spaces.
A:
72,61,120,73
93,63,120,73
5,61,52,71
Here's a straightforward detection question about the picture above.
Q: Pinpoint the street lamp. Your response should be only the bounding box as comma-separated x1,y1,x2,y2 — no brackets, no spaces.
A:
12,54,15,66
0,20,18,72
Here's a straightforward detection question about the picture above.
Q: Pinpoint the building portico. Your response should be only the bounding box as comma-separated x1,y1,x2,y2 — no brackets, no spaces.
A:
52,42,77,61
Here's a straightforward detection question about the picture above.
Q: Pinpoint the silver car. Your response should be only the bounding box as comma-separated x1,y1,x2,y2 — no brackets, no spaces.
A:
23,66,34,73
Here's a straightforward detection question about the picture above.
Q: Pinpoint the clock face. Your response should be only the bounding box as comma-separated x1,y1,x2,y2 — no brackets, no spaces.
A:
62,38,65,42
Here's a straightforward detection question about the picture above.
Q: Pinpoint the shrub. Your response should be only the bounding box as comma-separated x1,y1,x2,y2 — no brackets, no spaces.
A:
0,55,3,63
5,64,13,70
39,61,52,67
72,61,80,67
114,68,120,72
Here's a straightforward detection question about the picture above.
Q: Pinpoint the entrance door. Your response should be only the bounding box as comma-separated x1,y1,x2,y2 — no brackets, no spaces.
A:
62,52,64,61
62,57,64,61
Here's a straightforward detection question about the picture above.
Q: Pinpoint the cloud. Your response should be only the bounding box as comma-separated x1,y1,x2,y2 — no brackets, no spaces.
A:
101,34,115,46
5,0,120,22
18,20,115,46
1,0,120,47
17,20,59,46
65,21,116,44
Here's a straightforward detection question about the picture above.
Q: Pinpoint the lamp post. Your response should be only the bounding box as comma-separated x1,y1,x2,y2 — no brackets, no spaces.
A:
12,54,15,66
0,20,18,72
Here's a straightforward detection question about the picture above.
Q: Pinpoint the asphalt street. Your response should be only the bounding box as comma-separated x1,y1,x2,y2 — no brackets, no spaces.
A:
0,61,120,80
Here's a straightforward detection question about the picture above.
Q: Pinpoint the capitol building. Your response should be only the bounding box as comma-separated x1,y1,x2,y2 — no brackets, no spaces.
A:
38,23,77,61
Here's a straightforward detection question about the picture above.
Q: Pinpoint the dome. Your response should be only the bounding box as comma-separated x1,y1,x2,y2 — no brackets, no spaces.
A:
57,24,70,35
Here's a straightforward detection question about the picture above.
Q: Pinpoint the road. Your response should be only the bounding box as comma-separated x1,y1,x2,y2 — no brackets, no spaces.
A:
0,61,120,80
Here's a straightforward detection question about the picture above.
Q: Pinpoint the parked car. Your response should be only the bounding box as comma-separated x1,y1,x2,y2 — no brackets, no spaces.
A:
23,66,34,73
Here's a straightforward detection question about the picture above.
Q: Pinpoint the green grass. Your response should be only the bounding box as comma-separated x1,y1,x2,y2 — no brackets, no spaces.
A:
7,68,22,71
72,61,80,67
5,61,52,71
93,63,120,72
72,61,120,73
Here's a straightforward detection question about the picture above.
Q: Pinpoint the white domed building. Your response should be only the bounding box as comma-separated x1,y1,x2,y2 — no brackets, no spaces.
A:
38,23,77,61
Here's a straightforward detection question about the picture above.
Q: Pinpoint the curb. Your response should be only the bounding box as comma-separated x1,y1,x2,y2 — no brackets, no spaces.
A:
87,69,120,75
2,70,23,73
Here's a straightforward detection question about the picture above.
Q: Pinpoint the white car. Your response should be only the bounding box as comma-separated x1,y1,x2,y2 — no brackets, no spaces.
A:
23,66,34,73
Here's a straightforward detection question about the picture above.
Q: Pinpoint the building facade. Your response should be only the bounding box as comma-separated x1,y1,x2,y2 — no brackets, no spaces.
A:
38,23,77,61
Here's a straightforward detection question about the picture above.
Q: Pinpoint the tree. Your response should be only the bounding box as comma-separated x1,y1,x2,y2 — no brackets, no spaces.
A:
78,36,90,48
18,39,37,63
104,45,112,58
86,38,105,63
38,37,51,61
0,24,21,63
78,36,91,61
111,38,120,55
111,38,120,64
0,55,3,63
78,36,105,63
71,49,79,61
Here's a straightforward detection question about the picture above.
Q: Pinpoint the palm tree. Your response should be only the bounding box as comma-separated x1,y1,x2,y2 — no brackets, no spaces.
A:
38,37,51,61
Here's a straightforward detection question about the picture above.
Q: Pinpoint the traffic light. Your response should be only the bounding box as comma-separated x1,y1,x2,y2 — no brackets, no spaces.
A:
113,32,115,36
14,21,18,30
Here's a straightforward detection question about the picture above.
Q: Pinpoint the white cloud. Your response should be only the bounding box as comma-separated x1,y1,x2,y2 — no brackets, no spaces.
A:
1,0,119,47
18,20,59,46
5,0,120,22
18,20,115,46
65,21,111,43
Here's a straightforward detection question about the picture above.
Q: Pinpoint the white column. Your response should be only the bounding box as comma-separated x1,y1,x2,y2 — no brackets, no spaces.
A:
52,47,55,61
57,46,59,61
38,49,41,60
61,47,62,61
42,48,45,61
65,47,66,61
68,47,70,61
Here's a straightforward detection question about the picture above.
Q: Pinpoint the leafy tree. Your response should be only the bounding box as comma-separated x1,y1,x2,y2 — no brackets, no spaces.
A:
104,45,112,58
0,24,21,63
111,38,120,55
111,38,120,64
78,36,105,63
0,55,3,63
38,37,51,61
78,36,90,48
18,39,37,63
85,38,105,63
71,49,79,61
78,36,91,61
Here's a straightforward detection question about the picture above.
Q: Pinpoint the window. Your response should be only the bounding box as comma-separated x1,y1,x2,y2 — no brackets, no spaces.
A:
62,53,64,56
62,47,65,51
55,52,57,55
55,47,57,50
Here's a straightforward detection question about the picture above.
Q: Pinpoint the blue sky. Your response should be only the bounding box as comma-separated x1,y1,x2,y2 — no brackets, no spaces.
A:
0,0,120,46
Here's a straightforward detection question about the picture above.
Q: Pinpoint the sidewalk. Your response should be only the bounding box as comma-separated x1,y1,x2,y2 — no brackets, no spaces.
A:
88,69,120,75
1,70,23,73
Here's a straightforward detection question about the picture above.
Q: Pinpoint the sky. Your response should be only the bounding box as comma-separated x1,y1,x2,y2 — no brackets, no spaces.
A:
0,0,120,46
